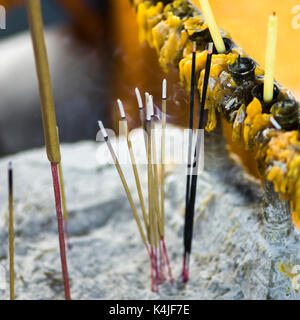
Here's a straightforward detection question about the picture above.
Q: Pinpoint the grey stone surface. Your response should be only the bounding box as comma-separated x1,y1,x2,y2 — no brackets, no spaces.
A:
0,126,299,300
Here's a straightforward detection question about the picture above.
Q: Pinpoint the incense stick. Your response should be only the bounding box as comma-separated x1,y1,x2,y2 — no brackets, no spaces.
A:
160,79,167,282
145,101,158,292
135,88,148,149
150,95,164,284
8,162,14,300
159,80,174,284
26,0,61,164
98,121,148,247
149,96,162,237
160,80,167,237
26,0,71,299
51,163,71,299
102,88,173,290
183,41,197,281
183,43,214,283
117,100,150,240
57,127,71,250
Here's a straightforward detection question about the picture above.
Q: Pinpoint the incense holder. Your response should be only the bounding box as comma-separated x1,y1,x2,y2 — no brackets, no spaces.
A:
251,83,280,113
206,37,233,55
270,99,299,130
228,57,256,85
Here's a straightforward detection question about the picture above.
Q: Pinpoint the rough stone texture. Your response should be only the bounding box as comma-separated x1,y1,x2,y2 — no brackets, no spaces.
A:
0,126,300,300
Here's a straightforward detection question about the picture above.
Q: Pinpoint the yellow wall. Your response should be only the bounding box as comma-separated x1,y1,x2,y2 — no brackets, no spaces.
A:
191,0,300,100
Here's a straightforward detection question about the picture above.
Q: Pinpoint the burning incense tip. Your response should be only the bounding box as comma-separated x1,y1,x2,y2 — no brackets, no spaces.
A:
207,42,214,55
193,41,197,52
162,79,167,100
117,99,126,119
98,121,108,139
135,88,144,110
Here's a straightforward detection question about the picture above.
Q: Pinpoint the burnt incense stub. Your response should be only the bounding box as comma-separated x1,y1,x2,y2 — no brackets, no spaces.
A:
189,26,211,43
207,37,234,55
228,57,256,85
270,100,299,130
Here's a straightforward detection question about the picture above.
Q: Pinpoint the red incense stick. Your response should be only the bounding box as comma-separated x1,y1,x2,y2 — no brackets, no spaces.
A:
51,163,71,300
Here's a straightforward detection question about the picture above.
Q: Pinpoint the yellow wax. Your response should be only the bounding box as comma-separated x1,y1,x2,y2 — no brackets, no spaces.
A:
264,13,278,103
199,0,226,53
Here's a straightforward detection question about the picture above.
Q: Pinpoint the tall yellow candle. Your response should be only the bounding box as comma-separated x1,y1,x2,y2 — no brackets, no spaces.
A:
198,0,226,53
264,12,278,103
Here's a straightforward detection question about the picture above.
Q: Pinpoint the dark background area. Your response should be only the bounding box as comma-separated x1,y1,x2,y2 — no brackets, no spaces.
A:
0,1,67,39
0,1,111,157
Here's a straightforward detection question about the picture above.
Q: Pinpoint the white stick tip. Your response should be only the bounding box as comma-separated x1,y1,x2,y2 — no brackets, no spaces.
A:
270,117,282,130
117,99,126,119
162,79,167,99
98,121,108,138
135,88,143,110
145,92,149,101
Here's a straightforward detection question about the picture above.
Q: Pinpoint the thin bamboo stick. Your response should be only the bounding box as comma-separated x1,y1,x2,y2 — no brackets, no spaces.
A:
8,162,14,300
135,88,147,150
160,79,167,237
145,102,157,292
56,128,70,249
159,80,173,284
98,121,148,247
117,100,150,241
149,96,162,237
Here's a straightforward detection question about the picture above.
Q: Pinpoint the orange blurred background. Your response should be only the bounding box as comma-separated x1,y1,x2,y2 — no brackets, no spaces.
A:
110,0,300,128
190,0,300,100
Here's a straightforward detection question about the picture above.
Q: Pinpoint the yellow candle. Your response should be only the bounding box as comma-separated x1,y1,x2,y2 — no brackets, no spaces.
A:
198,0,225,53
264,13,278,103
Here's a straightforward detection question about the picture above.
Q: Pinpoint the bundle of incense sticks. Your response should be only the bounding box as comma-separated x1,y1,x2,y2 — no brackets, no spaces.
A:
183,42,214,282
98,80,173,292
